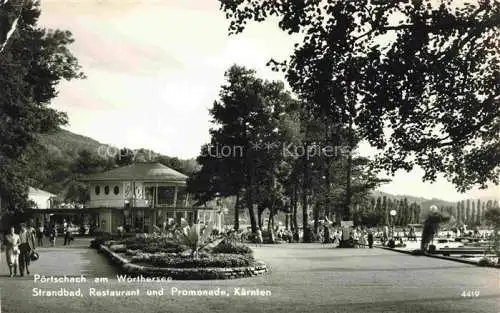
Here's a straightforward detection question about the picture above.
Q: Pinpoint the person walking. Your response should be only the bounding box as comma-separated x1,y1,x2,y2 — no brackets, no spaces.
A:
18,223,36,276
255,228,263,247
409,227,415,241
382,225,389,245
36,223,44,247
49,224,57,246
367,230,374,248
64,223,71,246
4,226,20,277
323,223,330,244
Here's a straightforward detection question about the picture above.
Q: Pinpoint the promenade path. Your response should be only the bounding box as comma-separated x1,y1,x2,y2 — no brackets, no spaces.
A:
0,239,498,313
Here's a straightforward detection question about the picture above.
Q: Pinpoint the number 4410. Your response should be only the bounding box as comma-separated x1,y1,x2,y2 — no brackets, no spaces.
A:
461,290,480,297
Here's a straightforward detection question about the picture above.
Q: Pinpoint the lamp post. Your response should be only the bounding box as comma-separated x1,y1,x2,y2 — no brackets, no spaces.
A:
390,209,397,237
429,205,438,245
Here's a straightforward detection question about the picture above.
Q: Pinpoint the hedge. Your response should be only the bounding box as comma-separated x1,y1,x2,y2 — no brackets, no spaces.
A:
134,253,254,268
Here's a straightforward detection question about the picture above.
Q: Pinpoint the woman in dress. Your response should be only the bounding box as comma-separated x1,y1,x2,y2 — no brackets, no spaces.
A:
255,228,263,247
4,226,20,277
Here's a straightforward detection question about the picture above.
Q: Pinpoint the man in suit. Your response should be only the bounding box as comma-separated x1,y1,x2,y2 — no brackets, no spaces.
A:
18,223,36,276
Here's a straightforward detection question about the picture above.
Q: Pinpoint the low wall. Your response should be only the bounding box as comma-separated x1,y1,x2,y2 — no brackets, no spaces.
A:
379,247,500,268
98,244,269,280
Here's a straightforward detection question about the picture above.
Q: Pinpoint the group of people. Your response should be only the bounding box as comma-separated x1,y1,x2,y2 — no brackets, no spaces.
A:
321,225,414,248
1,219,75,277
1,223,36,277
335,227,375,248
35,219,74,247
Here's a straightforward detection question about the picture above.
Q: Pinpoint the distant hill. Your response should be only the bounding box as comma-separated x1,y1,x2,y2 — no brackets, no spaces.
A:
28,128,199,196
371,190,457,215
37,128,110,160
37,128,199,172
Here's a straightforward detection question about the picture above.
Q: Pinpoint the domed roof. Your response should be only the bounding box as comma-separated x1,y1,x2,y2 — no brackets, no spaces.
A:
81,162,188,182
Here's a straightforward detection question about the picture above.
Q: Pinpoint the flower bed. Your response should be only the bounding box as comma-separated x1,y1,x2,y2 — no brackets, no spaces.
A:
212,240,253,255
92,234,184,253
92,233,268,280
134,253,254,268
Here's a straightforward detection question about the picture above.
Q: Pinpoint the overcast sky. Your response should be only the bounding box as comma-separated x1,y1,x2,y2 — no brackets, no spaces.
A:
38,0,498,202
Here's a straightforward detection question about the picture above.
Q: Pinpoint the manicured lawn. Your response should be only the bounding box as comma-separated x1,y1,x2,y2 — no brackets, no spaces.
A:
0,239,498,313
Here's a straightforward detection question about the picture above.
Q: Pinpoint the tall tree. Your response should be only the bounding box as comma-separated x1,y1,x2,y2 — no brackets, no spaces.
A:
481,201,487,225
375,196,382,223
0,0,84,213
471,199,476,225
219,0,500,199
188,65,296,234
115,148,135,166
484,206,500,264
464,199,471,225
402,198,410,226
476,199,482,226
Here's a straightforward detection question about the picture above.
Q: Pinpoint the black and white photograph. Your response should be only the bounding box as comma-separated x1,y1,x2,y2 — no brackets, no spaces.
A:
0,0,499,312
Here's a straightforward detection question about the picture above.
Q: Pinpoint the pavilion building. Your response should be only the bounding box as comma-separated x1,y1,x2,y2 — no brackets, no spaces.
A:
80,162,222,233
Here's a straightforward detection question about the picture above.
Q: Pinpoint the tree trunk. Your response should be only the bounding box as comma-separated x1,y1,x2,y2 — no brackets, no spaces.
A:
313,205,320,234
292,182,298,232
324,118,332,221
257,206,264,229
302,147,310,242
246,186,257,233
285,214,289,230
246,135,257,233
343,121,353,221
234,192,240,231
268,210,275,243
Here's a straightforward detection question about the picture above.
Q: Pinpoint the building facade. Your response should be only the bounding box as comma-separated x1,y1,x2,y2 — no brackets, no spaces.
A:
28,187,56,210
1,187,55,230
81,162,223,233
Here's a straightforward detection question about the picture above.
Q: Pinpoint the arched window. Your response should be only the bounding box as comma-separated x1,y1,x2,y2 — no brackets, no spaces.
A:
113,186,119,195
95,186,100,195
104,186,110,195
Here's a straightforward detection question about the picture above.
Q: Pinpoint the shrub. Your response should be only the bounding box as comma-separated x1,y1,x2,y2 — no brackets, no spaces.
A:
174,224,215,258
212,241,253,255
121,237,183,253
387,239,396,248
90,233,121,248
142,244,183,254
134,253,254,268
478,257,497,267
125,249,141,256
131,252,178,262
109,244,127,253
